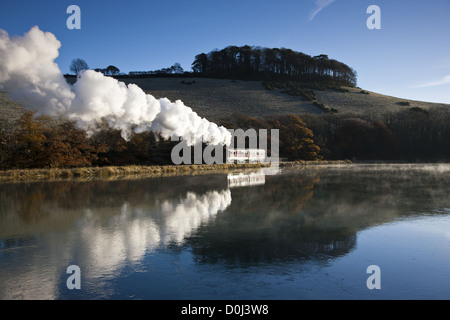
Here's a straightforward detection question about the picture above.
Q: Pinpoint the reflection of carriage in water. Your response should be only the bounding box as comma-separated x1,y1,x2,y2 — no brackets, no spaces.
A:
226,148,266,164
227,172,266,188
226,148,269,188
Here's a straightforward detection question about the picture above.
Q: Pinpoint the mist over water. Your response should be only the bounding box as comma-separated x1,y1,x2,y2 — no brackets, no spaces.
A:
0,26,231,145
1,164,450,299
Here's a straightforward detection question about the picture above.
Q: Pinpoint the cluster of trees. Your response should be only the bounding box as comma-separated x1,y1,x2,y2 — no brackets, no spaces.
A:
69,57,187,78
128,63,185,76
0,112,98,169
0,111,178,169
219,108,450,162
0,112,323,170
70,58,89,75
3,108,450,170
220,113,322,161
302,107,450,161
70,58,121,76
71,45,357,87
94,65,120,76
192,46,357,86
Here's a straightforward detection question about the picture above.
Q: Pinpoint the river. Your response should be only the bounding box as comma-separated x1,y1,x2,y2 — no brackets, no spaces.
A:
1,164,450,299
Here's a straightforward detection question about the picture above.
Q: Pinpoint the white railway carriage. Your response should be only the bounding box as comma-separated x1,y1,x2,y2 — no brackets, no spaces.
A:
226,148,266,163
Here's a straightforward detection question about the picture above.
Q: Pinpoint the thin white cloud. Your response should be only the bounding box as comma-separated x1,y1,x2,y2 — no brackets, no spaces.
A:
413,75,450,88
309,0,336,22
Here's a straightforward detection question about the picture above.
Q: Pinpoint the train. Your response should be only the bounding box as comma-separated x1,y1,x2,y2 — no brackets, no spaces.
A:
226,148,266,163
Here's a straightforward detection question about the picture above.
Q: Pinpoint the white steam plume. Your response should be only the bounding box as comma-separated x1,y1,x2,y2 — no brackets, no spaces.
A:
0,26,231,145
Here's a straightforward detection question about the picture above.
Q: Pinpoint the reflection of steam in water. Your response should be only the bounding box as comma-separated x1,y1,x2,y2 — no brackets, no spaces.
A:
73,189,232,277
159,190,231,244
0,187,231,298
78,205,161,277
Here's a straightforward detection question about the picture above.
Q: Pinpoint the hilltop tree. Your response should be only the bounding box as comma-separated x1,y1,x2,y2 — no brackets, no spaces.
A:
70,58,89,75
94,68,107,74
105,65,120,76
170,63,184,74
192,53,209,73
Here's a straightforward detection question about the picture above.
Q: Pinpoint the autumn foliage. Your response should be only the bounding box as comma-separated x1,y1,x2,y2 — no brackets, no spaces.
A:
5,106,449,170
302,106,450,162
1,112,99,169
0,111,186,169
0,111,324,170
220,113,322,161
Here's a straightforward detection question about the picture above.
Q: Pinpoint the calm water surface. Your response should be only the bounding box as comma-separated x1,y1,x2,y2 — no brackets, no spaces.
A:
1,164,450,300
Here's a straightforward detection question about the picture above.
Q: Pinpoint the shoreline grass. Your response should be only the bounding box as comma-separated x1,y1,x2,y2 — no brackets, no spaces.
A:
0,161,352,183
0,163,266,183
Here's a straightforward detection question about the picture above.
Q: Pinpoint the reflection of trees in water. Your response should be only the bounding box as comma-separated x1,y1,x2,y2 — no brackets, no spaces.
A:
188,167,450,265
0,174,229,234
18,189,49,224
2,165,450,268
0,174,232,254
188,172,359,265
307,166,450,230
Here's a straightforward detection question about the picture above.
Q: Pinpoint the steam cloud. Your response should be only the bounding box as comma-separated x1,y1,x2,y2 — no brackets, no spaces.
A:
0,26,231,145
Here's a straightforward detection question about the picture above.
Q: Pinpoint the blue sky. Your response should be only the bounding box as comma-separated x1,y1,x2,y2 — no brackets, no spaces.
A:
1,0,450,103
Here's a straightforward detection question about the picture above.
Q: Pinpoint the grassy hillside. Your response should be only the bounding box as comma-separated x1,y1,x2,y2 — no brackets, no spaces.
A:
2,77,449,127
117,77,450,122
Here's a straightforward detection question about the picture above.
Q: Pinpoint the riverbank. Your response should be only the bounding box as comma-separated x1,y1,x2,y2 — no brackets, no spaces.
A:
0,161,352,183
0,163,264,183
